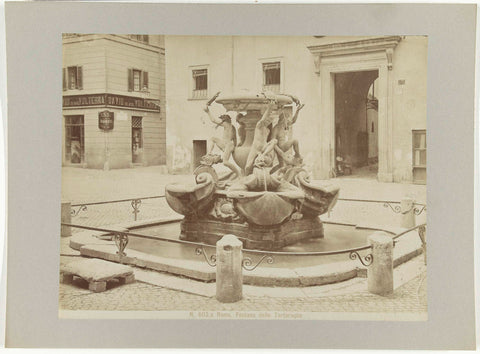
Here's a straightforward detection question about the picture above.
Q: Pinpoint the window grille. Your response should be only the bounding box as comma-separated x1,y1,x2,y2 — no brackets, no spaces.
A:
192,68,208,99
193,69,208,90
132,116,143,128
262,62,281,93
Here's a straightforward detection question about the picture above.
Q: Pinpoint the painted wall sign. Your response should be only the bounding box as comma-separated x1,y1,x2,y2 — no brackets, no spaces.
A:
63,93,160,112
98,110,114,130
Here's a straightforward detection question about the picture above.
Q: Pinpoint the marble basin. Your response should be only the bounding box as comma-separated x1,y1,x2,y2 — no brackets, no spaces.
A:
216,92,293,112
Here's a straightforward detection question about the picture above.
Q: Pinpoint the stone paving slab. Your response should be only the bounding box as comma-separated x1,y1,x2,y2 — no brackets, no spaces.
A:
61,258,135,293
61,258,134,282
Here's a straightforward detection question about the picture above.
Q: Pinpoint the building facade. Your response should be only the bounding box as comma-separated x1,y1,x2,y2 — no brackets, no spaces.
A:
62,34,166,169
165,35,427,183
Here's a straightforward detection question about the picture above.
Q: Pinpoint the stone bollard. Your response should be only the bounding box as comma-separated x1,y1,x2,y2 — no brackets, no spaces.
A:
401,197,415,229
368,231,394,296
61,201,72,237
216,234,243,303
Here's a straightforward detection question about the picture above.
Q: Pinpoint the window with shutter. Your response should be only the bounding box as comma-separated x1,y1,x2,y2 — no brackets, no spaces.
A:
65,66,83,90
133,69,141,91
142,71,149,90
128,68,134,92
63,68,67,91
67,66,77,90
128,68,148,92
76,66,83,90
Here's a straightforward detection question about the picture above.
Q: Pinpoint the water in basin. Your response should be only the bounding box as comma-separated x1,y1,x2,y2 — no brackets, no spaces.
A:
127,221,384,268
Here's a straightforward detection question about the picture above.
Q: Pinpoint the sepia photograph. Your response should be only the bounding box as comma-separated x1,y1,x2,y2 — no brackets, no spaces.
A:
59,34,428,320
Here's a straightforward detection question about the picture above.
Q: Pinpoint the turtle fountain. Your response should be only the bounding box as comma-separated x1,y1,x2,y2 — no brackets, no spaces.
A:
165,92,340,250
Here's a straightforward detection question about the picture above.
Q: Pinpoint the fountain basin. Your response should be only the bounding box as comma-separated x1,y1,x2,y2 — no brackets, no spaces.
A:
165,172,340,250
216,92,293,112
69,218,423,287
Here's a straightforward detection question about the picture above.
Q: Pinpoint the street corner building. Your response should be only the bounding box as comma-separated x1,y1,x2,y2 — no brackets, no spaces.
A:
165,36,427,183
62,34,167,170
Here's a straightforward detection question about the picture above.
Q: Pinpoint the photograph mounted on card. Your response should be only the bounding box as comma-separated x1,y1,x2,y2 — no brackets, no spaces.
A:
59,33,428,321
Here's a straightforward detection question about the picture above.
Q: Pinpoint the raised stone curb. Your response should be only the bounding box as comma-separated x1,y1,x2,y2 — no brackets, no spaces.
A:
80,244,216,282
294,261,358,286
69,222,423,287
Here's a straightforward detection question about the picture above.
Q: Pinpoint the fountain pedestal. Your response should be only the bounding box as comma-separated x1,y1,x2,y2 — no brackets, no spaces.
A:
181,217,324,250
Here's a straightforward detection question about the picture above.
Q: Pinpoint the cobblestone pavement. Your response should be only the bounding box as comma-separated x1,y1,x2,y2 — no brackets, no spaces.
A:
59,271,427,313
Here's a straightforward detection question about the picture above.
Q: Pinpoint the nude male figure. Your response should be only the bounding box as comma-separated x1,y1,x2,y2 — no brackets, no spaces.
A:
244,100,278,175
270,100,305,174
236,113,246,147
203,106,240,178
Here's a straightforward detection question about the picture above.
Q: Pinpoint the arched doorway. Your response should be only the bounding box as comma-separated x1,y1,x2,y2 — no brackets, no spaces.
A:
334,71,378,177
308,36,401,182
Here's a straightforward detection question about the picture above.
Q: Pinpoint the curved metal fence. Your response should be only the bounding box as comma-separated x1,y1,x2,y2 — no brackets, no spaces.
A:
61,221,426,270
64,194,426,271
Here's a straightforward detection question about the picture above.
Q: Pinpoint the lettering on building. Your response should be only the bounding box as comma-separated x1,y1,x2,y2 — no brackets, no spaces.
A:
63,93,160,112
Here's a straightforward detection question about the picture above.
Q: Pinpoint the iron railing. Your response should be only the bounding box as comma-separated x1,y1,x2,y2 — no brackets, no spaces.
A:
71,195,166,220
64,222,412,270
70,196,169,230
64,194,427,269
62,220,426,270
336,198,427,215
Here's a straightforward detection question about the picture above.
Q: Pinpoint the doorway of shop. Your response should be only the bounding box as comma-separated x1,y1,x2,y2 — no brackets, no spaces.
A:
132,116,143,164
334,70,379,178
64,115,84,165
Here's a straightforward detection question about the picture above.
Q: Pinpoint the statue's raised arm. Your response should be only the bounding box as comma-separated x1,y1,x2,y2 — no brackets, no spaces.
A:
207,91,221,106
203,106,222,125
291,103,305,125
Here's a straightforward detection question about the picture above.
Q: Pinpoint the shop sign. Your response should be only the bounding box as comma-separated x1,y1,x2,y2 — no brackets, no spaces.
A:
63,93,160,112
98,110,114,130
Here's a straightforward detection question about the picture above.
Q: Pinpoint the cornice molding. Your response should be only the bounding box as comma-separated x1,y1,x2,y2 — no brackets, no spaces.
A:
307,36,402,73
63,34,165,55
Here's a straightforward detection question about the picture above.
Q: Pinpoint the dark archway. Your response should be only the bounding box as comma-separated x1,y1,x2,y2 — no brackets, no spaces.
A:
334,70,378,177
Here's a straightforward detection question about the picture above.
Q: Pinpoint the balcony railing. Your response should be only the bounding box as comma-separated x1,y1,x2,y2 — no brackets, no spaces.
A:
191,89,208,100
262,84,281,94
